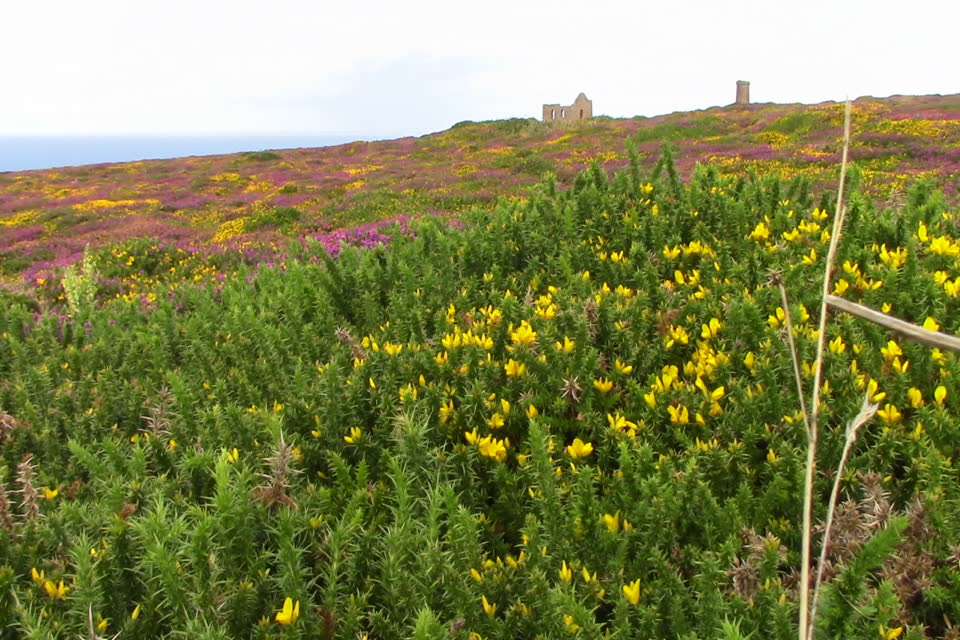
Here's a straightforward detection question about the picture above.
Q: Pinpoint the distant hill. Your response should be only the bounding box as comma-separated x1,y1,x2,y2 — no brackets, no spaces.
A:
2,93,960,286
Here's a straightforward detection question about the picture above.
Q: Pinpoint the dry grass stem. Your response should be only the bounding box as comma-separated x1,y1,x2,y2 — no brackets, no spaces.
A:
807,393,879,633
826,294,960,353
799,99,853,640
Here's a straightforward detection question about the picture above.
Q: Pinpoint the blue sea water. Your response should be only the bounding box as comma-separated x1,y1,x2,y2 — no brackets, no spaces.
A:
0,135,362,173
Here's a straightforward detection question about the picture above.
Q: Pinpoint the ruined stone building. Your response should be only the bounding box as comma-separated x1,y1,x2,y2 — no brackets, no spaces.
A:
541,82,749,124
543,93,593,123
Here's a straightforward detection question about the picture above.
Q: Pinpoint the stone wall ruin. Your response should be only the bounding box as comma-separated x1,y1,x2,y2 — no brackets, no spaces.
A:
543,93,593,123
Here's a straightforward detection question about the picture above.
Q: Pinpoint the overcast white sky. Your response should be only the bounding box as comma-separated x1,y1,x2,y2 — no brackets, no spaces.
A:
2,0,957,138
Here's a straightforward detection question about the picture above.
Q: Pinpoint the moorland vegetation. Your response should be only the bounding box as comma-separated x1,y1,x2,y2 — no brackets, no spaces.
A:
2,95,960,639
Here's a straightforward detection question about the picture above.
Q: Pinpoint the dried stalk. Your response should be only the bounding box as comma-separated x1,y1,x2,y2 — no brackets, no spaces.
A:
826,295,960,353
807,394,878,633
800,99,852,640
795,106,959,639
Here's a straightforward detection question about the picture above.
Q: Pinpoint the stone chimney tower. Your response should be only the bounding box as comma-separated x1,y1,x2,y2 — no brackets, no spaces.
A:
736,80,750,105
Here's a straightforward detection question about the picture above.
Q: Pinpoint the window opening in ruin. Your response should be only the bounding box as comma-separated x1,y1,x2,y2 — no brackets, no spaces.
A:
561,109,566,118
551,109,556,119
579,109,583,119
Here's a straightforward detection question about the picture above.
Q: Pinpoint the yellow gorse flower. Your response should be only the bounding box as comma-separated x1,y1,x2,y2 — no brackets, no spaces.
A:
509,321,537,347
601,512,620,533
667,404,690,425
593,377,613,393
398,384,418,402
748,221,770,241
643,390,657,408
866,379,887,403
700,317,722,339
566,438,593,459
907,388,924,408
623,579,641,604
439,399,455,423
607,413,638,436
664,325,689,349
877,404,902,424
614,359,633,375
891,357,909,374
768,307,786,329
829,335,846,354
384,341,403,355
881,340,902,361
481,595,497,617
535,302,556,319
486,413,505,429
504,359,526,378
44,579,69,600
275,597,300,625
477,435,509,462
935,385,947,405
559,560,573,583
879,625,904,640
879,244,907,268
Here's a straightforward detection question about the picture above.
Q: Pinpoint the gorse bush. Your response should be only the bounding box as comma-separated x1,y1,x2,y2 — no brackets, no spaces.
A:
2,149,960,639
61,246,98,319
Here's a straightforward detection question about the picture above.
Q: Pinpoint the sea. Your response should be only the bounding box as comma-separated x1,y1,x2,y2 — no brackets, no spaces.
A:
0,135,363,173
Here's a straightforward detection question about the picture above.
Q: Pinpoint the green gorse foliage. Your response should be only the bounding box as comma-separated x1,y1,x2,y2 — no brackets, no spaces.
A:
1,149,960,639
60,246,98,320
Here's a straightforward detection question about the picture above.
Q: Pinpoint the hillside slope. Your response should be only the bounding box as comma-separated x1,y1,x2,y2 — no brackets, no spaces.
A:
2,93,960,290
3,134,960,637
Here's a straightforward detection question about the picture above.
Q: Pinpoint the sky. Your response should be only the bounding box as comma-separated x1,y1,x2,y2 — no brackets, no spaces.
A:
2,0,958,140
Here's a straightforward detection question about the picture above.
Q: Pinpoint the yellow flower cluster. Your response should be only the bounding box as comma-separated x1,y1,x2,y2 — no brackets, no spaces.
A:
211,217,247,243
78,198,141,211
0,209,38,227
345,164,384,176
465,428,509,462
209,172,243,182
